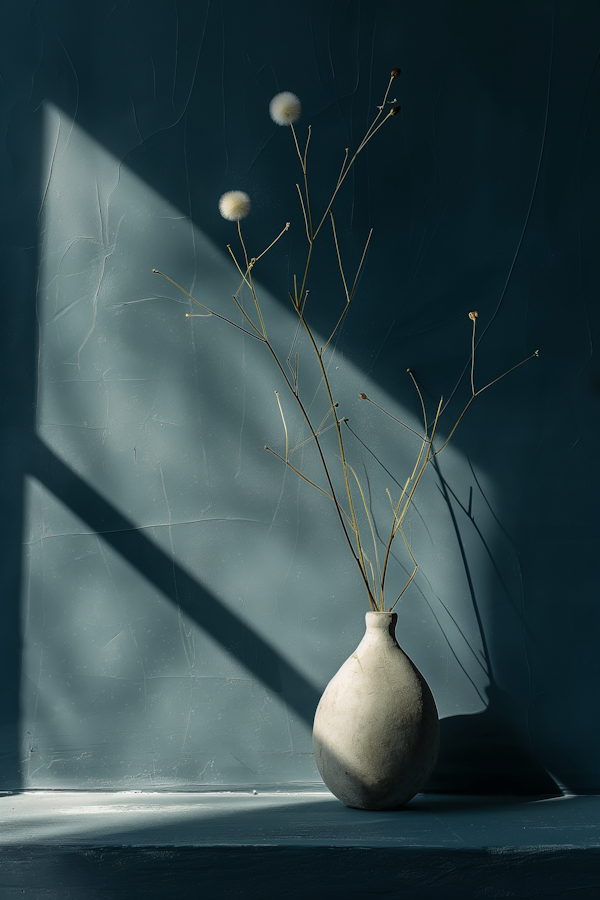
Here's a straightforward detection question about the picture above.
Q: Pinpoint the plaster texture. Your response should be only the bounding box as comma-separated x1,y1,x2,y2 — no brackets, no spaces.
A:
313,612,439,809
1,0,600,802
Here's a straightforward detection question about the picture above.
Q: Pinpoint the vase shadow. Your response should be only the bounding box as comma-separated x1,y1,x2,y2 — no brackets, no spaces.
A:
424,681,560,795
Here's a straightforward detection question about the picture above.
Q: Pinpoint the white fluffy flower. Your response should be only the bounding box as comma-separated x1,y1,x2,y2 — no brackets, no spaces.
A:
218,190,251,221
269,91,301,126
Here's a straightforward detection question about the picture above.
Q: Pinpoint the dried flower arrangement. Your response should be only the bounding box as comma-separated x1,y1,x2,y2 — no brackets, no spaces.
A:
153,68,537,613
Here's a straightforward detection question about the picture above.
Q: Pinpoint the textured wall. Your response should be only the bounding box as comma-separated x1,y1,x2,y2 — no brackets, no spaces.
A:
0,0,598,793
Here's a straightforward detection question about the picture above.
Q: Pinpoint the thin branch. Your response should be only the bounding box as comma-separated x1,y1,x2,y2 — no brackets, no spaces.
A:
296,238,313,310
475,350,539,397
347,462,381,607
393,474,416,526
408,435,427,483
362,551,378,609
293,303,370,593
227,245,254,293
335,148,349,190
290,72,398,321
344,419,408,493
315,404,339,438
290,121,306,173
265,446,333,501
387,524,418,611
231,293,265,340
395,398,444,530
237,222,267,338
398,523,418,573
388,566,418,611
319,224,374,357
152,270,264,341
408,369,428,438
382,397,443,603
237,219,251,272
296,183,310,243
358,392,425,440
348,228,373,303
431,396,474,459
386,488,399,528
379,473,412,595
253,222,291,264
330,212,349,303
259,330,371,601
300,288,310,316
291,123,313,240
290,420,337,452
286,318,302,389
355,109,397,158
274,391,289,461
357,72,397,149
303,126,312,172
264,445,353,528
313,106,398,240
469,311,477,396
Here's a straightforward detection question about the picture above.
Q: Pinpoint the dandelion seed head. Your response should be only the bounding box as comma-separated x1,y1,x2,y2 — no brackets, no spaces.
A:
269,91,301,126
218,190,251,221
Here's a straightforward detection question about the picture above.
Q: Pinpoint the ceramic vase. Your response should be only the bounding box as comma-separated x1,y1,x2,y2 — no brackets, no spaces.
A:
313,610,439,810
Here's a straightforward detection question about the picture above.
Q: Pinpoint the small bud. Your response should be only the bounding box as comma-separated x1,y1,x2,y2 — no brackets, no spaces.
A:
390,105,401,116
359,392,368,400
468,311,478,320
391,67,401,78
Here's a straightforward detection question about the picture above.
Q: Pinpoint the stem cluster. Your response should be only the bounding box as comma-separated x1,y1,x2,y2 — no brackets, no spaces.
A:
154,69,538,612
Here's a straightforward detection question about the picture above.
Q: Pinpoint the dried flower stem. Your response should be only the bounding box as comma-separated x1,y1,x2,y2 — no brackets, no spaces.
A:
152,270,263,341
156,69,538,612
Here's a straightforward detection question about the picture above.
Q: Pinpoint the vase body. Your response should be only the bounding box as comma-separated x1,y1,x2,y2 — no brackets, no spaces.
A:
313,611,439,810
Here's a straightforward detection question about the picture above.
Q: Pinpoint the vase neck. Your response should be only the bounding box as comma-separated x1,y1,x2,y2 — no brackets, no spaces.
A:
365,611,398,640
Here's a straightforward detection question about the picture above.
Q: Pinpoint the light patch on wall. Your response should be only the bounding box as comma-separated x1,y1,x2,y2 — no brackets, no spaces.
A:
21,102,493,788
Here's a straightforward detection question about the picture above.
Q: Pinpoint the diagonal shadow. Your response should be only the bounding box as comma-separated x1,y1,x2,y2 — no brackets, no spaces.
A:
26,435,322,725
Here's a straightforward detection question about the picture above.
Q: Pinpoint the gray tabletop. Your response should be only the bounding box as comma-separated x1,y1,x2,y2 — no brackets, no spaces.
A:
2,791,599,850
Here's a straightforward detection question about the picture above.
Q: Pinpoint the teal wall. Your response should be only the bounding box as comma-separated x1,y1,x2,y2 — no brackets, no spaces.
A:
1,0,599,793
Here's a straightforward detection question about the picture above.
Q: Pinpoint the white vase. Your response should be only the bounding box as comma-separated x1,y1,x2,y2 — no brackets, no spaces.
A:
313,610,439,810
